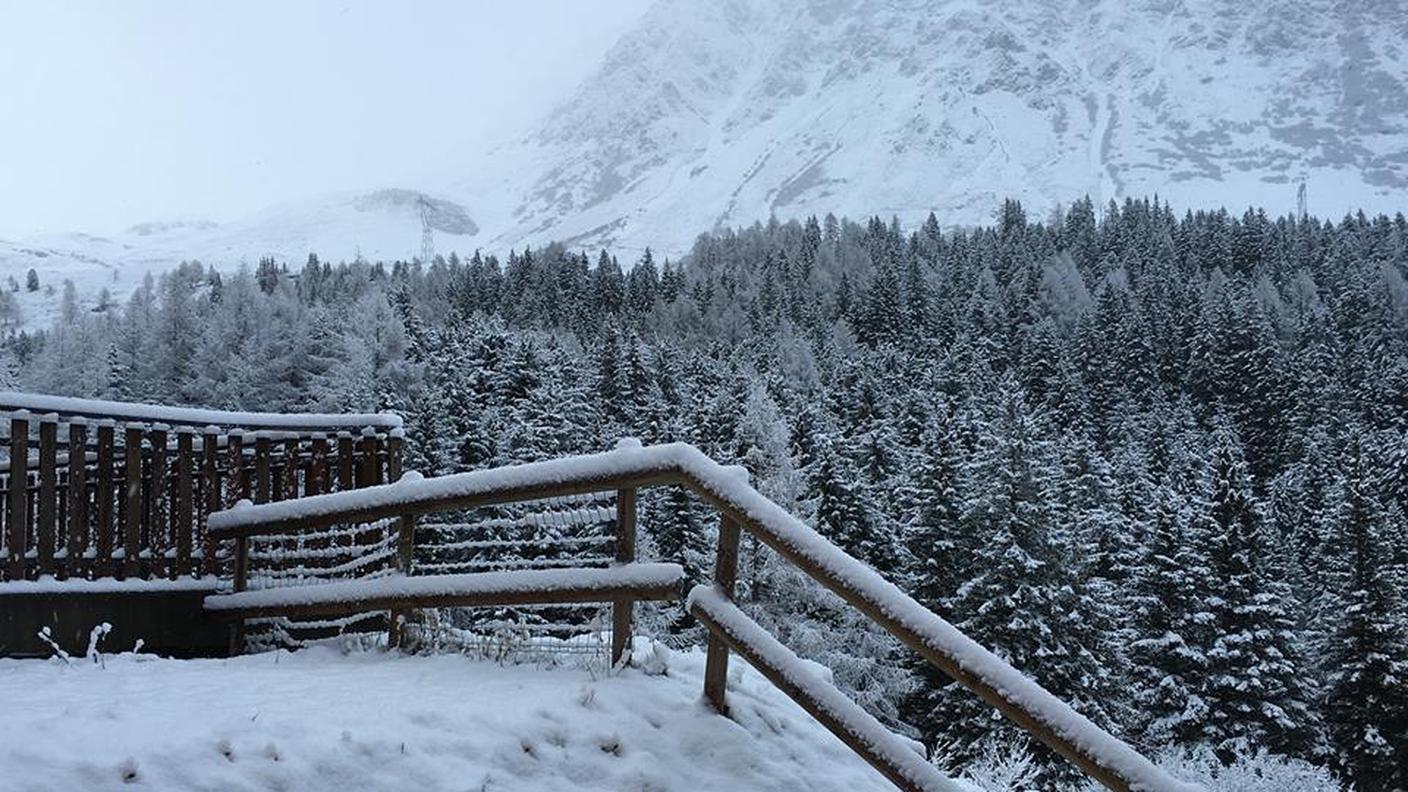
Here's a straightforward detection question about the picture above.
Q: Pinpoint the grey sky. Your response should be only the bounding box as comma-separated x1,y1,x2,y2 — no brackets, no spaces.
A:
0,0,650,238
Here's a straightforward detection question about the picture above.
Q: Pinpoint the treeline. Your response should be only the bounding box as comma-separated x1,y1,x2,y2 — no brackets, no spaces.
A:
9,197,1408,790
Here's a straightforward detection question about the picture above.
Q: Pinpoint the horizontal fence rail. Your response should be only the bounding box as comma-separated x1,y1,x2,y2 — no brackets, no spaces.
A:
207,441,1198,792
0,393,402,584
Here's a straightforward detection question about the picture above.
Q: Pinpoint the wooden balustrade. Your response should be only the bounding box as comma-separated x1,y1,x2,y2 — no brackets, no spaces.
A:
0,393,403,583
203,443,1193,792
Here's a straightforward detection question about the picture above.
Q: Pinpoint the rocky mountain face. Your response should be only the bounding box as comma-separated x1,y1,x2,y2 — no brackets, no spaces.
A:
468,0,1408,253
4,0,1405,320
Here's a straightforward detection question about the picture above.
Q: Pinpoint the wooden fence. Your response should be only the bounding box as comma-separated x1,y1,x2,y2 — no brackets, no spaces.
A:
204,442,1196,792
0,392,403,583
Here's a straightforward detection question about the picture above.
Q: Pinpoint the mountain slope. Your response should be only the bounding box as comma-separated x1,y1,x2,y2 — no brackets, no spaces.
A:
467,0,1408,253
3,0,1405,321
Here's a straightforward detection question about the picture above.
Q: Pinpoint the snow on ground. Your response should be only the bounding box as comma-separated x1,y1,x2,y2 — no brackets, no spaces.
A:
0,640,909,792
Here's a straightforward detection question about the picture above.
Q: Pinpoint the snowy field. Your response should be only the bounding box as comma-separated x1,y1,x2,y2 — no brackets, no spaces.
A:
0,641,904,792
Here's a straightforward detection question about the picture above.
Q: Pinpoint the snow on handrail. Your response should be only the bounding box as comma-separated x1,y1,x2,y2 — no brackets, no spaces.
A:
0,391,402,431
205,441,1198,792
689,585,965,792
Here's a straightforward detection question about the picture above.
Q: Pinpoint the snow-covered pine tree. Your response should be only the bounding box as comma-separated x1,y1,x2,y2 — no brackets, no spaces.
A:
1198,418,1318,761
1321,431,1408,791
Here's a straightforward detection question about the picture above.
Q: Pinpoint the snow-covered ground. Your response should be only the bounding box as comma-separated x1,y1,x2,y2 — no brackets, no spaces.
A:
0,640,909,792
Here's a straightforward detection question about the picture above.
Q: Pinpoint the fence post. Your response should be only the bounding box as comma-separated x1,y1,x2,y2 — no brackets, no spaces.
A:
95,421,115,578
201,426,221,575
358,428,380,488
387,431,416,649
226,430,247,505
254,434,272,505
66,420,88,580
336,432,355,491
36,415,58,576
148,425,169,578
175,428,194,577
6,411,29,580
122,425,144,579
703,512,742,714
611,487,638,667
229,530,248,656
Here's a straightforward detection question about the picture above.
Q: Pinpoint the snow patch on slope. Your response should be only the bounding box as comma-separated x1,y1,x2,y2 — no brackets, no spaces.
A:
0,644,914,792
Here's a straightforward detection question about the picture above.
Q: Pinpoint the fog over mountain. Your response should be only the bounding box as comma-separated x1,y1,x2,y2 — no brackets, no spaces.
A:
3,0,1405,320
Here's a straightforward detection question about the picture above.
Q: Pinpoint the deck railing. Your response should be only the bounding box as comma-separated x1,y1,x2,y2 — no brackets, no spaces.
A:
206,440,1197,792
0,392,402,583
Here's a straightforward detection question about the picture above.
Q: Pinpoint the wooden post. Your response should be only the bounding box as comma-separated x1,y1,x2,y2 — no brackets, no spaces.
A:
357,428,380,488
95,422,115,577
148,425,169,578
201,427,221,575
282,437,301,501
386,432,403,483
307,435,329,496
388,433,414,649
703,513,742,713
66,420,88,580
175,429,194,576
230,533,248,655
336,432,355,491
7,412,30,580
611,487,638,667
254,435,272,504
122,425,143,578
226,430,246,507
36,416,58,576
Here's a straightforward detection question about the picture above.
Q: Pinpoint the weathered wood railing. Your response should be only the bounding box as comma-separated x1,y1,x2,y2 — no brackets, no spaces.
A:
205,441,1197,792
0,392,403,583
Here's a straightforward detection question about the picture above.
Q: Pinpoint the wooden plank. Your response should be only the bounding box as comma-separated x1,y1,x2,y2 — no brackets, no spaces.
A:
201,427,220,575
226,431,246,506
230,534,248,655
611,486,638,666
148,425,169,577
36,416,58,574
7,413,29,580
336,432,354,492
206,469,682,540
357,430,380,488
703,513,741,713
66,420,88,579
690,592,948,792
122,425,143,578
175,430,194,575
94,422,115,577
283,437,301,501
385,433,403,483
307,435,329,496
206,566,685,620
254,435,272,504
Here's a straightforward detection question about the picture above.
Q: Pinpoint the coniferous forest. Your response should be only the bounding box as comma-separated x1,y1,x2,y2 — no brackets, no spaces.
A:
9,197,1408,789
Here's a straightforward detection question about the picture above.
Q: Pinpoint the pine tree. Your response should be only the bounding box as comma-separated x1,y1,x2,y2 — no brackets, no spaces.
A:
1322,433,1408,791
1198,419,1317,760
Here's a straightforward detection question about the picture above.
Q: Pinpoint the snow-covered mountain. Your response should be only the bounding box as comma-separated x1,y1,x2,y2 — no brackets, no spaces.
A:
5,0,1406,320
467,0,1408,252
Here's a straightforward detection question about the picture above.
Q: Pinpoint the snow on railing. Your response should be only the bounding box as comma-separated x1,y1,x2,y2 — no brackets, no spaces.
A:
0,391,401,431
206,440,1198,792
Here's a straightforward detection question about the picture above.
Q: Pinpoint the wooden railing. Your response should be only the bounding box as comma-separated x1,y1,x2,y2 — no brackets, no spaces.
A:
0,392,403,583
205,441,1197,792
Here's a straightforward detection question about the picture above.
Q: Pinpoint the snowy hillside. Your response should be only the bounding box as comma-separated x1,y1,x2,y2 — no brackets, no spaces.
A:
4,0,1406,321
0,642,920,792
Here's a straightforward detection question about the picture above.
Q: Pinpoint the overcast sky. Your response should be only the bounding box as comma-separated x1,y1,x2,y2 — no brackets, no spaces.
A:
0,0,650,238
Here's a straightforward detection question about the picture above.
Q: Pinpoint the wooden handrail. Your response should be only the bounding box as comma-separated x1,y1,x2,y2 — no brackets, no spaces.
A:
205,442,1197,792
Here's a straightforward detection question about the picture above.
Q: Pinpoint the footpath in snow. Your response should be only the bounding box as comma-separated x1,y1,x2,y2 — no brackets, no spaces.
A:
0,641,905,792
